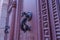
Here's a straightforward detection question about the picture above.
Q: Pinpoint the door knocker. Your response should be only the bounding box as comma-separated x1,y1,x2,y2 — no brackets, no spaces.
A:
20,12,32,32
4,25,10,34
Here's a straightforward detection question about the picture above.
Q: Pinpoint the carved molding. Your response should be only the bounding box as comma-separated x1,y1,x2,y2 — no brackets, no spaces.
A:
8,1,16,13
12,1,16,8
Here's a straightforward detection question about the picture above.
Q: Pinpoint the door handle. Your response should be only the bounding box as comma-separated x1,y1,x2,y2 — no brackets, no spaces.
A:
4,25,10,34
20,12,32,32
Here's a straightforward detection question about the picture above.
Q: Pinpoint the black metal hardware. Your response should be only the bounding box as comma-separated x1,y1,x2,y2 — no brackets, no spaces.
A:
4,25,10,34
20,12,32,32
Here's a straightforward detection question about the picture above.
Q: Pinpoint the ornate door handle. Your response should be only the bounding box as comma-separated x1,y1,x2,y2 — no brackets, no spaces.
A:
4,25,10,34
20,12,32,32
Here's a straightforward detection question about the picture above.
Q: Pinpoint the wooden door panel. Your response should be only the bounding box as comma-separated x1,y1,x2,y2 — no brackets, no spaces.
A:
7,10,12,40
20,0,40,40
5,0,40,40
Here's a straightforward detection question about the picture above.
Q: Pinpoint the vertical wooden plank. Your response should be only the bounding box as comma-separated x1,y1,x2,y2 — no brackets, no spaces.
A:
36,0,41,40
13,0,23,40
7,10,13,40
4,10,10,40
9,0,16,40
4,0,10,40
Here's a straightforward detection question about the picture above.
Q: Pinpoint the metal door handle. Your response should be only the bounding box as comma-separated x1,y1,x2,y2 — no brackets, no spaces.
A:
20,12,32,32
4,25,10,34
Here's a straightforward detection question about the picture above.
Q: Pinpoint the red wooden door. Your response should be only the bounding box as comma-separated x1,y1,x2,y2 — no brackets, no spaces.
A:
4,0,60,40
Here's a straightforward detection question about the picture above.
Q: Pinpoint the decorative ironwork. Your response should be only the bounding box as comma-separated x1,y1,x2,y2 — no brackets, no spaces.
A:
20,12,32,32
4,25,10,34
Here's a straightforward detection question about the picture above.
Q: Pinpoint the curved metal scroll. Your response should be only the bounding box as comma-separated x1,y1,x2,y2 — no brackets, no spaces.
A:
4,25,10,34
20,12,32,32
